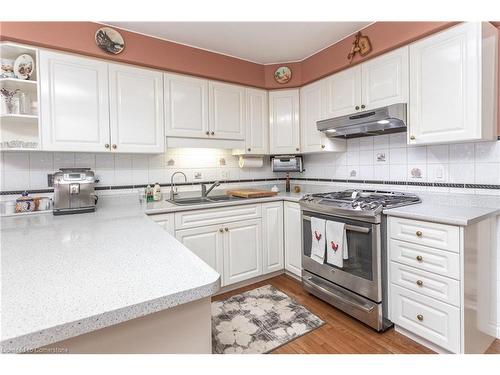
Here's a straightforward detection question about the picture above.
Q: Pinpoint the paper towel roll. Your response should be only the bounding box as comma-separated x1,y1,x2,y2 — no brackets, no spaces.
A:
238,156,264,168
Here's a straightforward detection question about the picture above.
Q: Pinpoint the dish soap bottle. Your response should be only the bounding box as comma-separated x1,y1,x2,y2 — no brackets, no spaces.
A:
153,183,162,201
146,185,154,203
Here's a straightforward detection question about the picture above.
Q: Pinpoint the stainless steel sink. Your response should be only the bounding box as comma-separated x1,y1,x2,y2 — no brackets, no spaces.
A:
168,195,244,206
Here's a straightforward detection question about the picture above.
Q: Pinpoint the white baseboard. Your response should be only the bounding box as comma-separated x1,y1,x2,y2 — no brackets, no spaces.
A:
394,325,452,354
215,270,285,296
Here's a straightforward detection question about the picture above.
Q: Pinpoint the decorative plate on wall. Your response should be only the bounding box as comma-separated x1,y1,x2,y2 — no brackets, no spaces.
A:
95,27,125,55
274,66,292,84
13,54,34,80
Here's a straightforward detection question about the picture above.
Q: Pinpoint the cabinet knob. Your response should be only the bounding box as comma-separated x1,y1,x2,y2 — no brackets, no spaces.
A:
410,135,416,140
224,227,229,232
416,314,424,321
416,230,423,237
355,106,360,110
206,131,210,136
321,145,325,149
416,280,423,287
219,228,224,233
295,148,300,152
416,255,423,262
361,104,366,109
105,143,110,149
247,148,251,152
211,131,215,136
112,144,117,149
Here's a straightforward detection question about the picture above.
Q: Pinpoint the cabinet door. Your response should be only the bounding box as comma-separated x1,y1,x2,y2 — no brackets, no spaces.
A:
300,80,346,153
209,81,245,140
408,22,481,144
109,64,164,153
223,219,262,285
361,46,409,110
164,73,209,138
284,202,302,277
244,88,269,154
269,89,300,154
176,225,224,285
324,65,362,118
39,50,110,152
262,202,284,274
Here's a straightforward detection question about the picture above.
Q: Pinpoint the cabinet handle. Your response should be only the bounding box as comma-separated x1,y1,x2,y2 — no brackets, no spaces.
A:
355,106,360,110
410,135,416,140
224,227,229,232
105,143,110,149
219,228,224,233
416,280,423,287
247,148,251,152
112,144,117,149
206,131,210,136
417,314,424,321
416,255,423,262
321,145,325,149
295,148,300,152
361,104,366,109
416,230,423,237
211,131,215,136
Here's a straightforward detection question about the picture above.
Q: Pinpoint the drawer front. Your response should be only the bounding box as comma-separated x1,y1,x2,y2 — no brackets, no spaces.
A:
391,285,460,353
175,204,261,230
390,262,460,306
390,239,460,279
389,217,460,252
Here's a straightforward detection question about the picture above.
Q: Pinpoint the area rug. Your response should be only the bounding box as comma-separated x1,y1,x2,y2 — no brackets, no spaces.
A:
212,285,324,354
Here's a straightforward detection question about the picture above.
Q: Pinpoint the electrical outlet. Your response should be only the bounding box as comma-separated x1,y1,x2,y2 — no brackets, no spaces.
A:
193,171,202,180
220,170,230,180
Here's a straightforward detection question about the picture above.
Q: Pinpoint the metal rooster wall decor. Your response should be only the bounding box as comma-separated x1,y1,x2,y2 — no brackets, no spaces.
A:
347,32,372,63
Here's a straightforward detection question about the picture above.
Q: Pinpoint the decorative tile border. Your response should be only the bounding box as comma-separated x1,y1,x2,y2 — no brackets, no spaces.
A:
1,177,499,196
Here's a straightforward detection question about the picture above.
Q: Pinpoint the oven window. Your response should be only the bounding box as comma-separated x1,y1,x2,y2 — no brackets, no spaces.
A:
303,216,374,281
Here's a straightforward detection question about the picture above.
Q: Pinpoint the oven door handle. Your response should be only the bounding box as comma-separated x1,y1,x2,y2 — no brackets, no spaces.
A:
303,276,375,313
302,215,370,234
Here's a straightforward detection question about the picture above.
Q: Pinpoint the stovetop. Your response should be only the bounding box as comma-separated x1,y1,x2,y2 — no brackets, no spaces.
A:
299,189,421,218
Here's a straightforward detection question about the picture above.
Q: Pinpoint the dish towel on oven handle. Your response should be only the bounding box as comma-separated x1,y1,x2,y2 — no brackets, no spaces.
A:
326,220,348,268
310,217,326,264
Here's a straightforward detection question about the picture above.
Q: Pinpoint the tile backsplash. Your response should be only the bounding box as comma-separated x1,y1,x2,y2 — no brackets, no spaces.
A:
0,148,277,191
297,134,500,189
1,134,499,193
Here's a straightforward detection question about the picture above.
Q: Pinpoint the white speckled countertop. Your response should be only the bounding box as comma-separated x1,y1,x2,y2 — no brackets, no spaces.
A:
2,183,499,352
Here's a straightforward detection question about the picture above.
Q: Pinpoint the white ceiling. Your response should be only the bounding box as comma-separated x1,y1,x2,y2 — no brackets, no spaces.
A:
104,22,372,64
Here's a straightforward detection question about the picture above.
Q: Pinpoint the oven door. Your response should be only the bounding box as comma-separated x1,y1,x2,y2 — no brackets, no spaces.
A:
302,210,382,302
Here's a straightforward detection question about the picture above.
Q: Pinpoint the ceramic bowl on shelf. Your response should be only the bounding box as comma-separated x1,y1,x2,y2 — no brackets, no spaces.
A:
13,54,35,80
1,58,15,78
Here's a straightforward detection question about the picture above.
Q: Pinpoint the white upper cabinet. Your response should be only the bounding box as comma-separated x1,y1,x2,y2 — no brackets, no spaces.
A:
164,73,209,138
40,50,110,152
269,89,300,154
209,81,245,140
361,46,409,110
243,88,269,154
408,22,498,145
300,80,346,153
324,65,362,118
109,64,164,153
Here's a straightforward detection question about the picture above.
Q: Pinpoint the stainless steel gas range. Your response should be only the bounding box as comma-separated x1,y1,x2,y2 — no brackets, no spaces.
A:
299,189,421,331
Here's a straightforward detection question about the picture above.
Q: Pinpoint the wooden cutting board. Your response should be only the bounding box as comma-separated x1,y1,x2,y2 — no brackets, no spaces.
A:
226,188,278,198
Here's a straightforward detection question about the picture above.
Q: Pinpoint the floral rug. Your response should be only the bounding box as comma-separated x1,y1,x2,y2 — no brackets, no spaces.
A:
211,285,324,354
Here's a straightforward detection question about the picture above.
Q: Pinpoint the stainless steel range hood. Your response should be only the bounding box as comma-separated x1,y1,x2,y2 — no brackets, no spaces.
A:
317,103,407,139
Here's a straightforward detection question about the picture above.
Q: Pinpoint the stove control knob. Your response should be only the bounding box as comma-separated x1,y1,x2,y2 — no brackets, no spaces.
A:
369,202,379,209
360,202,368,209
351,201,359,208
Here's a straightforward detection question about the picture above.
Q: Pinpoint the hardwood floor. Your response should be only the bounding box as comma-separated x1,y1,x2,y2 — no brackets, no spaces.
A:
213,274,500,354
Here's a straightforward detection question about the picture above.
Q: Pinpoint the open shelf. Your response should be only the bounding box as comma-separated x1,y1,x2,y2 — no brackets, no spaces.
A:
0,114,38,123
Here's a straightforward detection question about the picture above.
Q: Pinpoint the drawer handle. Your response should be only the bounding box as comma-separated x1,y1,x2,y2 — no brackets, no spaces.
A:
417,314,424,321
416,255,423,262
416,230,423,237
416,280,423,287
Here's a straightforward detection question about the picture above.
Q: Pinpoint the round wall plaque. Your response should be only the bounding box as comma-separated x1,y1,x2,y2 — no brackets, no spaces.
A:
274,66,292,84
95,27,125,55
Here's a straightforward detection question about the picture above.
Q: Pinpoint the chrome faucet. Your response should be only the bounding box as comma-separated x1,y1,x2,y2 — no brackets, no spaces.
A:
201,181,221,198
169,171,188,200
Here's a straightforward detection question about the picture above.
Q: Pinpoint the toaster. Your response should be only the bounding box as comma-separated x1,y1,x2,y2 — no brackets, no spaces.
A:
53,168,98,215
271,155,304,173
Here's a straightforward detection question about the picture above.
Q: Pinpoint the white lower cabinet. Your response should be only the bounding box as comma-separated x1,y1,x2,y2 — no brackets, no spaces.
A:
262,202,284,274
175,224,224,285
284,201,302,277
223,219,262,285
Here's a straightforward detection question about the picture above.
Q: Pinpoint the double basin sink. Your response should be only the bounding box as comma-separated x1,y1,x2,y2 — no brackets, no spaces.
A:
168,195,244,206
